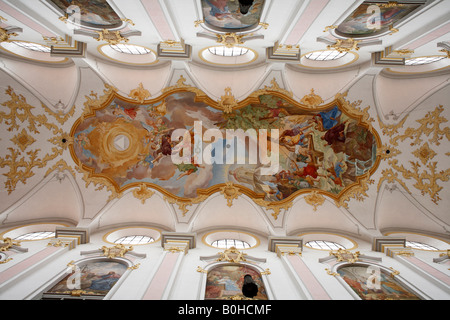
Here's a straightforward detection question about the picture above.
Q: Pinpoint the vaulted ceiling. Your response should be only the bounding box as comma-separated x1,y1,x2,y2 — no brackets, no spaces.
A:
0,0,449,244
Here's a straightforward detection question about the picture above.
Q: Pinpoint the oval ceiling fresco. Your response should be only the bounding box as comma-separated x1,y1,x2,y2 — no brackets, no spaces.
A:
336,1,423,38
49,0,123,29
70,80,381,209
201,0,266,31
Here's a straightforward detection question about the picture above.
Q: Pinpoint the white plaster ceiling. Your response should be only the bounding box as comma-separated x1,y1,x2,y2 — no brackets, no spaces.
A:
0,0,449,245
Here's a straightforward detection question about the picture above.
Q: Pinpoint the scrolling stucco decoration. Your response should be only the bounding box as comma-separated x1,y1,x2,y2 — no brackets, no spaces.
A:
0,86,73,193
377,106,450,204
69,78,381,216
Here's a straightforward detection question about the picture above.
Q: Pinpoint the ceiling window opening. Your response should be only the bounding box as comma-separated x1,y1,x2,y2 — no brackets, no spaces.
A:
405,56,445,66
114,235,155,245
305,50,347,61
208,46,249,57
305,240,346,250
405,240,439,251
11,41,51,53
14,231,55,241
211,239,251,249
109,44,151,55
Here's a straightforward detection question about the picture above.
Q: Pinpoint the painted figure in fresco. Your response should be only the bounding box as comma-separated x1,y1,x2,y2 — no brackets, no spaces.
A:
89,271,121,291
50,0,122,28
73,90,377,202
336,3,421,36
152,133,175,164
206,0,231,19
205,265,267,300
338,266,420,300
316,106,342,131
75,132,90,148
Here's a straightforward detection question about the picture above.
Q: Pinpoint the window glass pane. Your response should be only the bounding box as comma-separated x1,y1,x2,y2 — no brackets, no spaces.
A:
15,231,55,240
208,46,249,57
211,238,251,249
405,240,438,251
110,44,151,55
305,240,345,250
305,50,347,61
11,41,51,53
405,56,445,65
114,235,154,245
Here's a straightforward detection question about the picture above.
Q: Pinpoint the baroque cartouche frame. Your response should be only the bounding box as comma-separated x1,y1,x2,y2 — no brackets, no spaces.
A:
69,76,382,218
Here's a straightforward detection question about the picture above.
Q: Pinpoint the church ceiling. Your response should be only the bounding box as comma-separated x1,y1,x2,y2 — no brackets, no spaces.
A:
0,0,448,242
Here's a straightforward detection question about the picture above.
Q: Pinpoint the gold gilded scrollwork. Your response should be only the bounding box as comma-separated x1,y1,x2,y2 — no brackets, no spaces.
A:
42,102,75,125
252,199,292,220
132,183,155,204
389,267,400,278
0,237,21,251
330,248,360,263
300,89,324,108
0,27,18,42
127,263,140,270
70,80,381,218
217,246,247,263
216,32,245,48
328,39,360,53
325,268,338,277
217,88,238,114
261,268,271,275
250,78,293,98
304,190,325,211
197,266,207,273
95,29,129,45
10,128,36,152
101,244,133,258
0,87,68,193
219,182,241,207
335,172,375,209
377,105,450,204
129,83,151,104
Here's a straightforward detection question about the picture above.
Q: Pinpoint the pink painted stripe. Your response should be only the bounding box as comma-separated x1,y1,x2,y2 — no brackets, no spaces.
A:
405,256,450,286
142,252,179,300
285,0,329,45
401,22,450,50
287,255,331,300
141,0,175,40
0,2,56,37
0,246,60,285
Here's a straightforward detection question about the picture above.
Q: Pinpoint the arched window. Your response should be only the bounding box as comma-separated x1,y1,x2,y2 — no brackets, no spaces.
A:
14,231,55,241
211,239,251,249
305,240,345,250
337,264,421,300
205,264,268,300
305,50,347,61
405,56,445,66
11,41,51,53
109,44,151,55
405,240,438,251
41,259,128,300
208,46,249,57
114,235,155,245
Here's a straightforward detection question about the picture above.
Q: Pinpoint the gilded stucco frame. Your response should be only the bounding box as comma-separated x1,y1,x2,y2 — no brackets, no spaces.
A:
69,77,382,216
